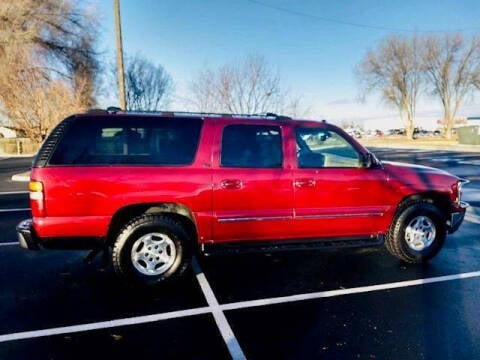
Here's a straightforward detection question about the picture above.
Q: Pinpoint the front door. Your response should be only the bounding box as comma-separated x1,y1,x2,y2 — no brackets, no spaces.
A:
293,126,390,239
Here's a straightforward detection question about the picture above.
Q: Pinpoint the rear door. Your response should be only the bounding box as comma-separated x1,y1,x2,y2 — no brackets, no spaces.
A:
211,120,294,243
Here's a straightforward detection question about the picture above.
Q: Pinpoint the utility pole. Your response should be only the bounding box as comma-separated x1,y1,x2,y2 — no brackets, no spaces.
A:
114,0,126,110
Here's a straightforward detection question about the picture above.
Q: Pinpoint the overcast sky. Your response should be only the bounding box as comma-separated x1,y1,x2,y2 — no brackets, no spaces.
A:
95,0,480,130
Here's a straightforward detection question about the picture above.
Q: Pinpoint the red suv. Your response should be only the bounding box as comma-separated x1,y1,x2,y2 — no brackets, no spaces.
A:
17,111,468,286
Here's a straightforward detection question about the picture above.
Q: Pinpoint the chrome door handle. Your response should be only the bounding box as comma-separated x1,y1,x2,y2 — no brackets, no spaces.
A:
295,178,316,188
220,179,243,190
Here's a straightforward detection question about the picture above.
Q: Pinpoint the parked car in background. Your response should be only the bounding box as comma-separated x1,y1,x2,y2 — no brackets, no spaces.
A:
389,128,406,136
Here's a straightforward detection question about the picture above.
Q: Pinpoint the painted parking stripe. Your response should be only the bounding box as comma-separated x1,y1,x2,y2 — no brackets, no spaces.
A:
0,242,18,247
465,214,480,224
0,307,212,343
193,258,246,360
465,209,480,224
0,270,479,345
220,270,480,311
0,208,30,213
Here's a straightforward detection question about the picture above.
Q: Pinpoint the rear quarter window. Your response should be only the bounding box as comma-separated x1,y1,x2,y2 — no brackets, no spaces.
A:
49,116,203,166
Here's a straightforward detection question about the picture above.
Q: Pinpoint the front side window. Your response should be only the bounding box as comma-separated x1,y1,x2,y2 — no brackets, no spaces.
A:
221,124,283,168
49,116,202,165
296,127,360,168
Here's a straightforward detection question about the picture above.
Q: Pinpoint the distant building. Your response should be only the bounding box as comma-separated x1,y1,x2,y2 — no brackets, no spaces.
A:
466,117,480,127
436,118,468,129
0,126,16,138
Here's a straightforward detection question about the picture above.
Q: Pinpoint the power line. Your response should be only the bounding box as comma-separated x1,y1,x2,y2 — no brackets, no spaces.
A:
246,0,480,33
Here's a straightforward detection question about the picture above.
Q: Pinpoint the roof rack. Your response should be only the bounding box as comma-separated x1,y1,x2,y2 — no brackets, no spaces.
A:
87,106,122,114
87,108,292,121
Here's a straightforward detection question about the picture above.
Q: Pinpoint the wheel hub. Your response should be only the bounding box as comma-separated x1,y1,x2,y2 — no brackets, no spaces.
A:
131,233,176,276
404,216,436,251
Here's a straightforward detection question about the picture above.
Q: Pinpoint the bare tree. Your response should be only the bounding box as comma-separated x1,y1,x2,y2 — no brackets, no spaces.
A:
190,55,304,116
123,55,173,111
357,36,421,139
0,49,89,142
0,0,99,141
283,96,309,118
61,32,99,109
421,34,480,139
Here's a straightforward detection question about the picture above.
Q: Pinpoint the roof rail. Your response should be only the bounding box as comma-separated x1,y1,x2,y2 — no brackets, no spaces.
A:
87,108,108,114
87,107,122,114
106,106,122,113
89,108,292,120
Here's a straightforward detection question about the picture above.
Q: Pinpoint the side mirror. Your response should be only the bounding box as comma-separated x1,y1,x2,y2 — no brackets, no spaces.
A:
361,152,374,168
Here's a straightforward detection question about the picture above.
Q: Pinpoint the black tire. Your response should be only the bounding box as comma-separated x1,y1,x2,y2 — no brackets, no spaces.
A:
112,214,192,286
385,200,446,263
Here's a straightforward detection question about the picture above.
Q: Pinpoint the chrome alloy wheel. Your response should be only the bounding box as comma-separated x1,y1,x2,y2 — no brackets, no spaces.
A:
131,233,177,276
404,216,436,251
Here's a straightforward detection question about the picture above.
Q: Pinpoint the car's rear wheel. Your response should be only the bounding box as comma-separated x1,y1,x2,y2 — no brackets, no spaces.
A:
386,200,446,263
112,214,191,286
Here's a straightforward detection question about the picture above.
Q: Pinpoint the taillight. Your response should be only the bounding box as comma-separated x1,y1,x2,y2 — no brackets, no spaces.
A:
29,180,45,216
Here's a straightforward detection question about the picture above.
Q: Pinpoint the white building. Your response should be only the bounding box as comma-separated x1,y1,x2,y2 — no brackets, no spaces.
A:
0,126,17,138
466,117,480,127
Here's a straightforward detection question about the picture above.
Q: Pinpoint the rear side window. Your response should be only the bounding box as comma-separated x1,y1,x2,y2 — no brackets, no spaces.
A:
49,116,202,165
221,124,282,168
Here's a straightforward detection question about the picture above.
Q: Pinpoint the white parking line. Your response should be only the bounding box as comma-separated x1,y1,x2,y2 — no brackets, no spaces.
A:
465,207,480,224
220,270,480,311
0,242,17,247
0,208,30,213
193,257,246,360
0,269,479,345
465,213,480,224
0,307,211,343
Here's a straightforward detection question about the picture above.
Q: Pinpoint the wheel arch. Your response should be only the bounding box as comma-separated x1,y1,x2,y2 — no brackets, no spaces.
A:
386,194,447,264
106,202,198,248
396,191,451,220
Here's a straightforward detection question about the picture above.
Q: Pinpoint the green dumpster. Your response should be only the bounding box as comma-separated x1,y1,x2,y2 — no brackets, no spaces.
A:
457,126,480,145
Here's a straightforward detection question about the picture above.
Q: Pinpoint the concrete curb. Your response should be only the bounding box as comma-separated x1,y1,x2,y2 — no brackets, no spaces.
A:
0,154,36,159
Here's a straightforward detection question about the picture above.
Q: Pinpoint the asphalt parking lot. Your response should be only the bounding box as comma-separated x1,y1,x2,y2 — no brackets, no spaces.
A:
0,148,479,360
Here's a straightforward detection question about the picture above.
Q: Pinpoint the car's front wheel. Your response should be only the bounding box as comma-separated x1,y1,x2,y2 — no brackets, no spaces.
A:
112,214,191,286
386,200,446,263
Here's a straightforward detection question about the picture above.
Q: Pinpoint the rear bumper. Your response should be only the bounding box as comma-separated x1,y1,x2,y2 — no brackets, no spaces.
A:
17,218,104,250
448,201,468,234
17,219,40,250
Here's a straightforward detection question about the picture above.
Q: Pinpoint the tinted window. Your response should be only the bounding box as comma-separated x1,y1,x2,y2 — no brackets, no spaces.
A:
221,124,282,168
49,116,202,165
296,127,360,168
